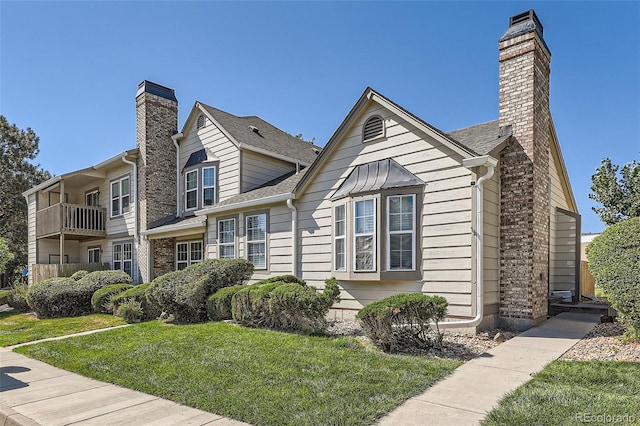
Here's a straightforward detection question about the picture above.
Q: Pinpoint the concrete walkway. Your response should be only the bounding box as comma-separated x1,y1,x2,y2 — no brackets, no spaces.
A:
0,348,249,425
378,312,601,426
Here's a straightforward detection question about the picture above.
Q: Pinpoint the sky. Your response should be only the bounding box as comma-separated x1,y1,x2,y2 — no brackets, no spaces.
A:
1,1,639,233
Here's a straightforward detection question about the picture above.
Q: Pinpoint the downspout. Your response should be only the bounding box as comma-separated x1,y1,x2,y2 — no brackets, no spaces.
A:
436,155,498,329
286,198,297,277
121,156,139,283
171,133,183,217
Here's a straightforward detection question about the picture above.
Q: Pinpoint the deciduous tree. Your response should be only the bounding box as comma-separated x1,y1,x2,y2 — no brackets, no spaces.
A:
589,158,640,226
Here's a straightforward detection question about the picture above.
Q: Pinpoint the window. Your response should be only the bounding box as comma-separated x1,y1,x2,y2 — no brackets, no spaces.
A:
113,242,132,276
185,170,198,210
88,247,100,263
218,218,236,259
387,195,415,270
203,167,216,206
86,191,99,207
176,241,203,270
196,114,206,129
110,176,130,217
354,199,375,271
334,205,346,270
363,115,384,142
246,214,267,270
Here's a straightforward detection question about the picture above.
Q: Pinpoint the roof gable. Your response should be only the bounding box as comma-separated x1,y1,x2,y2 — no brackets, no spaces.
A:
294,87,477,196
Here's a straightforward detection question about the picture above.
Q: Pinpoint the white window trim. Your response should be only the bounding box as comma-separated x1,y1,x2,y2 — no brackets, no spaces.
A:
110,176,130,218
113,241,133,276
88,247,100,263
185,169,198,211
86,190,99,207
334,205,346,271
386,194,416,271
246,213,267,270
202,166,216,207
353,198,376,272
176,240,203,270
218,218,236,259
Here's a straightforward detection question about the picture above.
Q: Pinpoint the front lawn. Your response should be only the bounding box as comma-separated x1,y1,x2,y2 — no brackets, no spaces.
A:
483,360,640,425
15,321,460,425
0,312,127,347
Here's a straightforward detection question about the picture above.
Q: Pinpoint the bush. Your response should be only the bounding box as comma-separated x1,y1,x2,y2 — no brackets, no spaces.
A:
7,283,30,312
70,270,88,281
110,283,159,320
147,259,254,323
587,217,640,341
356,293,448,352
27,270,133,318
91,284,134,313
207,285,248,321
231,277,340,333
116,299,144,323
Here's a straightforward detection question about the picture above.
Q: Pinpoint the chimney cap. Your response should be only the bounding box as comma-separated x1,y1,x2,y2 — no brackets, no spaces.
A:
499,9,546,46
136,80,177,102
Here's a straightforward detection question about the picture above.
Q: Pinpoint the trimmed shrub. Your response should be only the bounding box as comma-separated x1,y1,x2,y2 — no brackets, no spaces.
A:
207,285,248,321
27,270,133,318
91,284,134,313
7,283,30,312
70,270,88,281
587,217,640,341
232,277,340,333
147,259,254,323
116,299,144,323
110,283,159,320
356,293,448,352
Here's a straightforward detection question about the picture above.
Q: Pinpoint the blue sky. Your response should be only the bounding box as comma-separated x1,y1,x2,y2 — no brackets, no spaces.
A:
1,1,639,233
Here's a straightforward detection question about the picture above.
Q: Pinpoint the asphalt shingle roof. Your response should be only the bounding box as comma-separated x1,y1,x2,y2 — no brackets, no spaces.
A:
214,169,306,208
446,120,512,156
201,104,321,165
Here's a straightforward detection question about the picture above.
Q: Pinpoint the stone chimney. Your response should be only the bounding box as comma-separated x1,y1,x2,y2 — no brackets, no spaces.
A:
135,80,178,283
498,10,551,330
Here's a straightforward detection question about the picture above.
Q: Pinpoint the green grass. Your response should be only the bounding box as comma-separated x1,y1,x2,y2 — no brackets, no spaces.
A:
0,312,127,347
483,360,640,425
15,321,460,425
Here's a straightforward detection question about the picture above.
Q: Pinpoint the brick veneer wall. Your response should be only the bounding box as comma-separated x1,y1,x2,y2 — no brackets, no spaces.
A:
135,84,178,282
498,29,551,329
153,238,175,279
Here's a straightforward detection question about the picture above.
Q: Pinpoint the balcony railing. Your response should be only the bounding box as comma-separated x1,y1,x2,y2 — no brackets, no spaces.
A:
36,203,107,238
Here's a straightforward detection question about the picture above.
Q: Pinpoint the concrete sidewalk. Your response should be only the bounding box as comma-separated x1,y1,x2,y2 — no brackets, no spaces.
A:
0,348,249,426
378,312,601,426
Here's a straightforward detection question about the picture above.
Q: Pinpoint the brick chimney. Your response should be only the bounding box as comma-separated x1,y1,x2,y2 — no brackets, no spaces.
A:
498,10,551,330
135,81,178,283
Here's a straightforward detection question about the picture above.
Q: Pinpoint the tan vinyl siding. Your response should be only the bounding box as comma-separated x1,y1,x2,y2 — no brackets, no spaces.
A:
179,117,240,208
482,165,500,307
242,151,296,192
297,102,474,316
549,149,577,294
105,164,135,238
205,205,293,279
27,193,37,284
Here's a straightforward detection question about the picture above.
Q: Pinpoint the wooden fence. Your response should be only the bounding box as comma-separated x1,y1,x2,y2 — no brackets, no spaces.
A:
580,261,595,296
32,263,111,284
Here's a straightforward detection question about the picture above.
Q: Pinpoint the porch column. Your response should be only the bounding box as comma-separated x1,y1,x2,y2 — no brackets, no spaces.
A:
59,234,65,265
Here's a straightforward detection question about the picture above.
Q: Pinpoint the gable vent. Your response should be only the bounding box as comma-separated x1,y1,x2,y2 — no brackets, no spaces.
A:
363,116,384,142
197,114,206,129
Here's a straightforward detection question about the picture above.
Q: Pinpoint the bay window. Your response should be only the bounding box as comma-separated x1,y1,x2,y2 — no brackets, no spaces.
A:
203,167,216,206
354,199,376,271
334,205,346,271
185,170,198,210
387,195,415,270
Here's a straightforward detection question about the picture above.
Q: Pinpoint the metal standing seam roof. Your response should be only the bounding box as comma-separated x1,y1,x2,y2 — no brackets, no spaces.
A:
331,159,424,200
200,104,321,165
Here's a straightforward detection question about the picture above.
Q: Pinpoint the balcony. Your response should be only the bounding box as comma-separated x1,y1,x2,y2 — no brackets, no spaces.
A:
36,203,107,240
